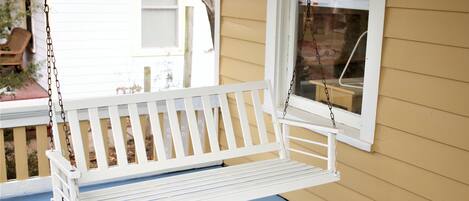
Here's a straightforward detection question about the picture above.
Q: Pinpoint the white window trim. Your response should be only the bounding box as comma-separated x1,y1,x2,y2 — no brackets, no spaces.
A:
132,0,185,57
264,0,386,152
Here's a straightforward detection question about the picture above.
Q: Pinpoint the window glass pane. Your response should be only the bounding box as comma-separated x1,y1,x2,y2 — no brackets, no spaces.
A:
142,9,178,48
293,2,368,114
142,0,177,7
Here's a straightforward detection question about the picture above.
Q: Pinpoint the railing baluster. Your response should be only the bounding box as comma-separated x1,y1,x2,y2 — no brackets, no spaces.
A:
235,91,253,147
219,93,237,150
128,104,148,164
108,106,128,166
88,108,109,169
184,97,204,155
0,129,7,182
13,127,28,180
201,95,220,152
251,90,268,144
36,125,51,176
166,99,186,158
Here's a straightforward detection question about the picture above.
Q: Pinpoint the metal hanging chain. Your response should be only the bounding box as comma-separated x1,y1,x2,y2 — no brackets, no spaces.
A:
44,0,76,166
282,0,336,128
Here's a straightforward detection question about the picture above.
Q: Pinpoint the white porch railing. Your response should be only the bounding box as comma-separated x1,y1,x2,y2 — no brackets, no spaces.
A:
0,97,219,199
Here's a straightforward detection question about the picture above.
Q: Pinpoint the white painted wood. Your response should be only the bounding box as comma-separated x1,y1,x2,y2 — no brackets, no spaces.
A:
289,148,329,161
40,81,339,201
251,90,269,144
77,159,338,201
266,82,287,158
201,95,220,152
51,108,63,154
234,91,253,147
63,81,267,111
282,124,291,159
147,101,167,160
218,94,237,150
88,108,109,170
288,136,328,148
78,143,281,184
278,118,339,134
50,166,62,201
166,99,186,158
214,0,221,86
327,133,337,172
128,103,148,164
108,106,128,166
46,151,80,178
361,0,386,144
183,98,204,155
66,110,88,172
0,176,53,199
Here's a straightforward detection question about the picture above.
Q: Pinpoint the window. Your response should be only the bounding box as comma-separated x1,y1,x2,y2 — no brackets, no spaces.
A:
265,0,386,151
141,0,179,48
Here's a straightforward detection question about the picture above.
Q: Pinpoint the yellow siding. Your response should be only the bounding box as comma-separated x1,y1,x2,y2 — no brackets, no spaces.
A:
219,0,469,200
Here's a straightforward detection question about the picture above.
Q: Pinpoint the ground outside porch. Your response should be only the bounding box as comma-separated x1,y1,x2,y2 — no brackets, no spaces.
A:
0,80,48,102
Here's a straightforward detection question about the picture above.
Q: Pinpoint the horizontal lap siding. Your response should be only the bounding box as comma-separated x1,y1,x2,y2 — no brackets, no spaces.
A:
219,0,469,200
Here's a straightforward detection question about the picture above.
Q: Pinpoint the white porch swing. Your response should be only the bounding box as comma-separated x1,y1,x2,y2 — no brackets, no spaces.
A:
44,0,340,200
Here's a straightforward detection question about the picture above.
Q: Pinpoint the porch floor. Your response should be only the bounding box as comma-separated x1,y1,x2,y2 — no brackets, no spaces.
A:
3,165,286,201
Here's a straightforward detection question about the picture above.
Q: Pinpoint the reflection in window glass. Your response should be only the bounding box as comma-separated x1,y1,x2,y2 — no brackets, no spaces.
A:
294,3,368,114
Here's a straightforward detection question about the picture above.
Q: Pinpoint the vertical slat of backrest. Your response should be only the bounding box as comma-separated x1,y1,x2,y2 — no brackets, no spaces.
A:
147,102,167,160
266,83,286,158
79,121,90,168
234,91,253,147
251,90,269,144
51,111,63,155
36,125,51,176
184,97,204,155
57,123,69,159
166,99,186,158
196,111,207,152
219,93,237,149
68,110,88,172
140,115,151,159
100,119,110,163
0,129,7,182
13,127,28,180
108,106,128,166
88,108,109,169
202,95,220,152
179,112,191,155
128,104,148,164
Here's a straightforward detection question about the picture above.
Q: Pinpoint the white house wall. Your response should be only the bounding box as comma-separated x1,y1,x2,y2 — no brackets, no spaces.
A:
31,0,214,99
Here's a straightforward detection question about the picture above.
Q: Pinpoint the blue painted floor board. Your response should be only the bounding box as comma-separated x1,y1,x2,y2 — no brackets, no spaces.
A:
3,166,286,201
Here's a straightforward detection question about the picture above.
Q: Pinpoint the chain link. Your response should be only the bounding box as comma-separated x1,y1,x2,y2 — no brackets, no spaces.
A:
44,0,76,166
282,0,336,128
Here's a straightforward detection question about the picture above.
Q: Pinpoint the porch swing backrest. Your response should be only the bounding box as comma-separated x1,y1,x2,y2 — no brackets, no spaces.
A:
53,80,284,184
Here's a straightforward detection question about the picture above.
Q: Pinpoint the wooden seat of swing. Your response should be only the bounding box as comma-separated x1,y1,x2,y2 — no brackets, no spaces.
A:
46,80,340,201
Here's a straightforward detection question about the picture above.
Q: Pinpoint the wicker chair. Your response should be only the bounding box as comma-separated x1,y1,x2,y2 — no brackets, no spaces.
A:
0,28,32,70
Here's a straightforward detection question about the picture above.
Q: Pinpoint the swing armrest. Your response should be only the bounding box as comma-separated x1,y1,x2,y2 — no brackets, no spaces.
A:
46,150,81,179
278,118,341,135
